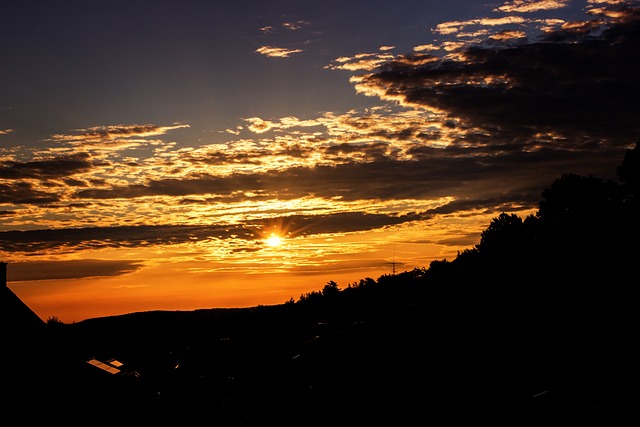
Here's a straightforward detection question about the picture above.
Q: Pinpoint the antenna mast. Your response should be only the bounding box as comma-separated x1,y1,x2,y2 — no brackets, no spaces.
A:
388,245,397,275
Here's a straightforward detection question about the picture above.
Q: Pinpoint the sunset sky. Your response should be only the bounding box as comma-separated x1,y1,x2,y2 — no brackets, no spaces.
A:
2,0,638,323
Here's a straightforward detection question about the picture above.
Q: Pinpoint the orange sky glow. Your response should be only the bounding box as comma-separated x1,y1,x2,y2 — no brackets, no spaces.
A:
8,210,506,322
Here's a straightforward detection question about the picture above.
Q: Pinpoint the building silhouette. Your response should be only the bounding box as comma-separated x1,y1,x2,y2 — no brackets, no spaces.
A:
0,261,45,339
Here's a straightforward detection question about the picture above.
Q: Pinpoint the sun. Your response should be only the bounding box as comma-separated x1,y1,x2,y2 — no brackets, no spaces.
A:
266,233,283,247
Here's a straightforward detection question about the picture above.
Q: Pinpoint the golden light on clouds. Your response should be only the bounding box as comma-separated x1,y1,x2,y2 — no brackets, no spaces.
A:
255,46,303,57
495,0,570,13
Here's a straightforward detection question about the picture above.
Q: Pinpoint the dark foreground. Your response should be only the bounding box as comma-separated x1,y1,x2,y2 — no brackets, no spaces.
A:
3,293,635,427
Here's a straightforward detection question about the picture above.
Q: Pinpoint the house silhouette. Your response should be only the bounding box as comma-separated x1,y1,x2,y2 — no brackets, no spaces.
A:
0,261,45,339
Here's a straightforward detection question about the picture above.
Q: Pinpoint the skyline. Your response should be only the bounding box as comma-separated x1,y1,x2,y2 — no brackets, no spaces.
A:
2,0,639,323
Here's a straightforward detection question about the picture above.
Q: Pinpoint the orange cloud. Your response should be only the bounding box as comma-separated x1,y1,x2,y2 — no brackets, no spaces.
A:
489,30,528,40
49,123,190,147
434,16,528,35
325,53,395,71
245,117,278,133
495,1,570,13
255,46,303,57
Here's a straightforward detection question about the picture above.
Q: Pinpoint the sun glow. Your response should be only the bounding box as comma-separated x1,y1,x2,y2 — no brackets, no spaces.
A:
266,234,283,247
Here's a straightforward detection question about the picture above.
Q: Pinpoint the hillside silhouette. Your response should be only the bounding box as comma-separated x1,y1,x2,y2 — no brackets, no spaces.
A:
2,141,639,426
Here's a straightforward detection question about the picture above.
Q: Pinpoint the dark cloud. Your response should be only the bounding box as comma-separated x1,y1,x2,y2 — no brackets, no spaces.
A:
0,153,93,179
433,233,481,247
287,258,397,276
361,9,640,145
0,182,61,204
246,211,422,237
0,154,95,204
6,259,143,281
0,225,254,253
0,210,427,254
324,142,391,161
182,144,312,166
72,143,619,211
428,193,536,216
74,174,264,199
62,177,90,187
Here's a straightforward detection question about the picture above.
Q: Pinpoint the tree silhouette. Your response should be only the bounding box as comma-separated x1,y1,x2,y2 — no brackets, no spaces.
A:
617,139,640,196
322,280,340,297
289,139,639,319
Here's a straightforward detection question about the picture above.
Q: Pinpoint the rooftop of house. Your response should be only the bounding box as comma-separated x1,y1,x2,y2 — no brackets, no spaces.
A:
1,262,46,338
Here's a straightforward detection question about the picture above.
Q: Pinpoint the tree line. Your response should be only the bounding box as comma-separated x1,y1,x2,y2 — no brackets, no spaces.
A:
292,140,639,314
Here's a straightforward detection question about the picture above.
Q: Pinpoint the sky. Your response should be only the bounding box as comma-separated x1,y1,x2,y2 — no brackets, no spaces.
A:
1,0,639,323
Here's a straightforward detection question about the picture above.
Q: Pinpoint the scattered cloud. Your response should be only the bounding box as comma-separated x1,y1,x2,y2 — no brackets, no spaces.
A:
434,16,528,35
244,117,279,133
282,20,310,30
489,29,528,40
256,46,303,57
495,1,571,13
325,52,397,71
48,124,190,149
414,44,440,52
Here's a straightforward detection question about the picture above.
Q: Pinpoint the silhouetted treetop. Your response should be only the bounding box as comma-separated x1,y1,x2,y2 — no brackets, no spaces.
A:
538,173,622,229
617,139,640,194
475,212,536,256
